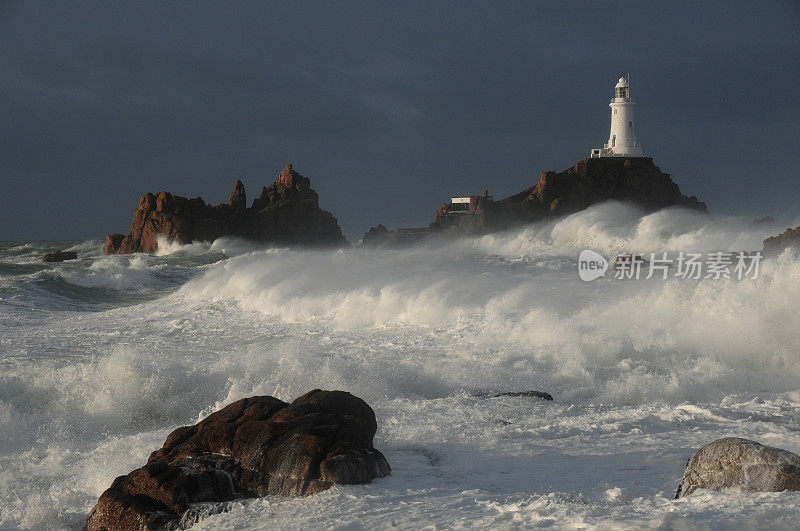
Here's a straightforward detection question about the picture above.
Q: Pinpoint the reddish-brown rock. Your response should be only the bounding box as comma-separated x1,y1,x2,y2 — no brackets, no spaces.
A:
228,179,246,211
763,226,800,255
84,390,390,531
277,163,298,188
104,164,345,254
104,234,126,255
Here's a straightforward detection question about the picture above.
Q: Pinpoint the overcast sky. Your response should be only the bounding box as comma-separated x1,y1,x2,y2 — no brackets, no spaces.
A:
2,1,799,241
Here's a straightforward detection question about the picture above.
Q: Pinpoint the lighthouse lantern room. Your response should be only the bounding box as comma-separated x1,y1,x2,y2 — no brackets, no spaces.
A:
590,74,644,158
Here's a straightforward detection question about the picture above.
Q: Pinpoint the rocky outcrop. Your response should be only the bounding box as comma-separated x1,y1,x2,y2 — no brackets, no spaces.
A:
104,234,125,255
104,164,346,254
508,157,706,218
430,157,706,234
42,250,78,262
763,226,800,255
676,438,800,498
85,390,390,531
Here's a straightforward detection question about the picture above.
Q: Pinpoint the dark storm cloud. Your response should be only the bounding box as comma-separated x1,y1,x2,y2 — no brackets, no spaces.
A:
1,1,798,240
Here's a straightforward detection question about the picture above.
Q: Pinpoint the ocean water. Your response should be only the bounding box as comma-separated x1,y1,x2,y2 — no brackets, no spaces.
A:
2,201,800,530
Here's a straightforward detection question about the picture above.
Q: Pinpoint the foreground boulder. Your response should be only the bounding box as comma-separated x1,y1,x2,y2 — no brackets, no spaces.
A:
763,226,800,255
676,437,800,498
104,164,346,254
85,390,390,530
42,250,78,262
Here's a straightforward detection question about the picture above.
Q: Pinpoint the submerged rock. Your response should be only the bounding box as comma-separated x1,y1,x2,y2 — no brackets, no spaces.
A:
492,391,553,400
471,390,553,401
42,250,78,262
104,164,346,254
85,390,390,530
676,437,800,498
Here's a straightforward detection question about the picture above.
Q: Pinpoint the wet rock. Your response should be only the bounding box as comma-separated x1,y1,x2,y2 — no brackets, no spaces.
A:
472,390,553,401
104,164,345,254
676,437,800,498
42,250,78,262
492,391,553,400
85,390,390,530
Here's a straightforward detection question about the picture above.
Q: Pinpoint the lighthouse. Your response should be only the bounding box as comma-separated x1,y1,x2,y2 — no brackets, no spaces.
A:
590,74,644,158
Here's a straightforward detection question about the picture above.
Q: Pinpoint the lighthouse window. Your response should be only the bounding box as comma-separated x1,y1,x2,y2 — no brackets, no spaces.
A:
628,120,632,128
614,109,617,115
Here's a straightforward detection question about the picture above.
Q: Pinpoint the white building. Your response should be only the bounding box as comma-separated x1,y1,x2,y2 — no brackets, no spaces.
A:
591,74,644,158
447,195,493,214
449,197,473,212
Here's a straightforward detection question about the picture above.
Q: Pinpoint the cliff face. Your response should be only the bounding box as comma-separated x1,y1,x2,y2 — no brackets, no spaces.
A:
105,164,346,254
430,157,706,233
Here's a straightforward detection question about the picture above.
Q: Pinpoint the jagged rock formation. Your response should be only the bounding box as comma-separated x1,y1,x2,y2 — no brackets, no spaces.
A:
84,390,390,531
430,157,706,234
676,438,800,498
42,250,78,262
104,164,345,254
763,226,800,255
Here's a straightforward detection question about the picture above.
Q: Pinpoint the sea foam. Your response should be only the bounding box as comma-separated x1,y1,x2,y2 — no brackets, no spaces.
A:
2,202,800,529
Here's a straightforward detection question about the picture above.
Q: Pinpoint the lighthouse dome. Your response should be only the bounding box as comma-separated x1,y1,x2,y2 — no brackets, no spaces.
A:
615,76,629,88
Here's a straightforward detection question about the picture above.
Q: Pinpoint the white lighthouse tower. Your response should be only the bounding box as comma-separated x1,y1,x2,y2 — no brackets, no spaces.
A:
590,74,644,158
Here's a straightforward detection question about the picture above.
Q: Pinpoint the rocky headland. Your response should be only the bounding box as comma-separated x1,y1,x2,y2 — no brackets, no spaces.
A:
104,164,345,254
84,390,389,530
488,156,706,224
